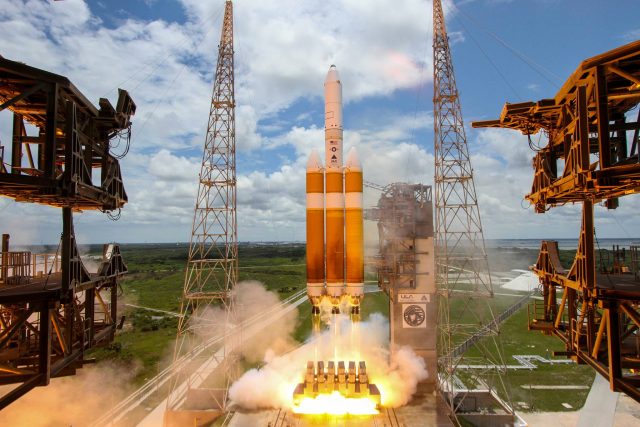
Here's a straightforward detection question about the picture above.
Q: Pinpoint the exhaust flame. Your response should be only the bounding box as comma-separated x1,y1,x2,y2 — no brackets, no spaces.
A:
292,392,379,415
229,312,428,413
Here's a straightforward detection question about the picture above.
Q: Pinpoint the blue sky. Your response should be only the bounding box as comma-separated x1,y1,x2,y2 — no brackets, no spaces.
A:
0,0,639,245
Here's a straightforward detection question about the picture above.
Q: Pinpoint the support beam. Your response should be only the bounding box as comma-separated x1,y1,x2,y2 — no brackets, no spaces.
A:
592,311,607,359
38,302,52,386
583,201,595,289
11,113,23,175
85,287,95,347
61,207,73,298
555,288,568,329
0,82,46,111
607,305,622,391
596,66,611,170
43,84,58,179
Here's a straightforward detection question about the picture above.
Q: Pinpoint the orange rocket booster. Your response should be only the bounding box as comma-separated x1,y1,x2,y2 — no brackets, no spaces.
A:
345,148,364,308
305,65,364,315
306,150,325,311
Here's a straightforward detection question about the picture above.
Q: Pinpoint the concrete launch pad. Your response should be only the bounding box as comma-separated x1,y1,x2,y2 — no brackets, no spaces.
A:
228,389,454,426
293,361,381,406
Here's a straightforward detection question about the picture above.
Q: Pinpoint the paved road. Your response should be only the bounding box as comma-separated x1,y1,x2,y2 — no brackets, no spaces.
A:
577,374,619,427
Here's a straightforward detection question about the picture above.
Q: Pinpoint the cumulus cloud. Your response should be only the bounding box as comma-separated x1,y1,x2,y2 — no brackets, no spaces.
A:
0,0,637,244
0,0,444,243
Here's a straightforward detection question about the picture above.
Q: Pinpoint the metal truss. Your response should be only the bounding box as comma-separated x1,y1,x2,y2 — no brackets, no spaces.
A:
432,0,512,423
165,1,239,423
0,57,135,211
0,230,127,409
0,57,133,409
474,40,640,403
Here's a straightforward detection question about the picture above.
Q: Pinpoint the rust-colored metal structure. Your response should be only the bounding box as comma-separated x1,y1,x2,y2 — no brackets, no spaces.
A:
432,0,512,423
0,56,134,408
165,1,238,425
473,40,640,402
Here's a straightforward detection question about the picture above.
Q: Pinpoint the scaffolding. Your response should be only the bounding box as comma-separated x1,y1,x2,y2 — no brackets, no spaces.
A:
474,40,640,403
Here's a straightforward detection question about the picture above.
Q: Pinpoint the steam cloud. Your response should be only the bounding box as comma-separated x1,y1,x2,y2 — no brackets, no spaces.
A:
229,312,428,410
0,361,138,427
187,281,299,363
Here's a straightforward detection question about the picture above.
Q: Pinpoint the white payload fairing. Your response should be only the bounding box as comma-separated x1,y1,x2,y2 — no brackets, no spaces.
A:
306,65,364,317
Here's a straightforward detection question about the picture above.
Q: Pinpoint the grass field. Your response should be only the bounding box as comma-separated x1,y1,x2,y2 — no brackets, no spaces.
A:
87,243,599,411
462,303,595,412
88,243,311,385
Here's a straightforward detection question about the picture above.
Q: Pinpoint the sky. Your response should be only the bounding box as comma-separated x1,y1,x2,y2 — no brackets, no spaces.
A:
0,0,639,245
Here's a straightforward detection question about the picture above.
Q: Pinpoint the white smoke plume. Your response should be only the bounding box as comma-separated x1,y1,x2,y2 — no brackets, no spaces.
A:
0,361,138,427
233,280,299,362
188,280,299,363
229,312,428,410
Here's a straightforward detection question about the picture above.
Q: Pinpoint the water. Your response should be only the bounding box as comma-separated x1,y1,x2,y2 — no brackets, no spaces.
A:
487,238,640,250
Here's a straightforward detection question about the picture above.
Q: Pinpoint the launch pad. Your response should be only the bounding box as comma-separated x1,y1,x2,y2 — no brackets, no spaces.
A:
0,55,134,408
231,390,454,427
292,361,381,413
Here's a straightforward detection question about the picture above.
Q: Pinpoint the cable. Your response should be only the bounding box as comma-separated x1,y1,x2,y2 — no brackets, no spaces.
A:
527,131,545,152
41,235,63,291
451,13,522,100
110,125,132,159
594,227,607,273
100,5,226,99
125,5,227,147
104,208,122,221
409,13,433,150
452,2,563,88
609,211,632,239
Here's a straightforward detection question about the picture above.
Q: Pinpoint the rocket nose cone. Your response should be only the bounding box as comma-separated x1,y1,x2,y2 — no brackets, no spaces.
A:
307,149,323,170
325,65,340,84
345,147,361,170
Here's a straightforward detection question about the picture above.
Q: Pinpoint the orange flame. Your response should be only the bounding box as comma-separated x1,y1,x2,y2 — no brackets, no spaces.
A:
292,391,379,416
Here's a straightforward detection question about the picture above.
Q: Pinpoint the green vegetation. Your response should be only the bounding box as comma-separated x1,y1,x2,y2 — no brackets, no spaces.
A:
463,300,594,412
88,243,310,385
88,242,599,412
486,245,636,274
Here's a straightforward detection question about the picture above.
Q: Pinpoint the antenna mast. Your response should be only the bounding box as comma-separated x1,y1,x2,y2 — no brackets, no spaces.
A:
432,0,512,421
166,0,238,422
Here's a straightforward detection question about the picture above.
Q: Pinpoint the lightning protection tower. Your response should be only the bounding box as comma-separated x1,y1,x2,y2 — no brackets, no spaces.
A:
165,1,238,424
432,0,513,423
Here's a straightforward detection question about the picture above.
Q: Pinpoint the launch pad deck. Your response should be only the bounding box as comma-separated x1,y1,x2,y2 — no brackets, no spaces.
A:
0,274,63,303
293,361,381,405
228,390,454,426
0,271,120,304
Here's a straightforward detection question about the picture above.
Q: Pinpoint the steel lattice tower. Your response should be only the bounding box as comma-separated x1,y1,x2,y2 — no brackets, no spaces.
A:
433,0,491,297
432,0,512,420
166,0,238,417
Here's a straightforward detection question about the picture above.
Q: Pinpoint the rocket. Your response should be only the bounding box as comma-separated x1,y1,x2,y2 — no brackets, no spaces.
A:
306,65,364,317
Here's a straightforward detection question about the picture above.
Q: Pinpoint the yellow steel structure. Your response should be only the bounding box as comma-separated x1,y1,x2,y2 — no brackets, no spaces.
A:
473,40,640,402
165,1,238,424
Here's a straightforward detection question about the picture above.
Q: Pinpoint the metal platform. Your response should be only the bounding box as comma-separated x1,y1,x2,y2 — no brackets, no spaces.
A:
228,391,454,427
473,40,640,404
0,56,135,211
0,56,134,409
